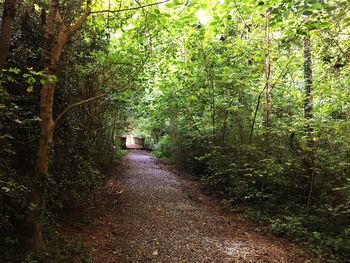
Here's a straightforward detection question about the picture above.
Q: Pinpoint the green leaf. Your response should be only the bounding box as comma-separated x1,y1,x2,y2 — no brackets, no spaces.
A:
27,86,34,93
8,67,20,74
47,75,58,84
302,10,313,16
165,2,174,8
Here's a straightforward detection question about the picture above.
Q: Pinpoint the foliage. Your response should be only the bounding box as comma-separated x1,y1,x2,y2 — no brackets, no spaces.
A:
0,0,153,261
129,0,350,260
22,228,90,263
153,134,173,159
0,0,350,261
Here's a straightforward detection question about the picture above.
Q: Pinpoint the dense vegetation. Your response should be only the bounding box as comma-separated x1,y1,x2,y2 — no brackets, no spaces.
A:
0,0,349,262
132,0,350,260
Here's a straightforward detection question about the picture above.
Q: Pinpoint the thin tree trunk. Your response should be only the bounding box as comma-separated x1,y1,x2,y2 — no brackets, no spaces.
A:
221,97,235,145
304,35,313,121
249,92,262,144
264,14,272,131
0,0,17,71
303,34,315,213
205,63,216,144
262,13,272,191
200,42,216,145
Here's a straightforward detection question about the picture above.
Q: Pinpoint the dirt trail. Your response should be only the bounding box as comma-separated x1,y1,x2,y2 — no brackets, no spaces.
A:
62,150,316,263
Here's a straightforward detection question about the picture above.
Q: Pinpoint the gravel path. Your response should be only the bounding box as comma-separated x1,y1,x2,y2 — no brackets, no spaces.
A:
63,150,316,263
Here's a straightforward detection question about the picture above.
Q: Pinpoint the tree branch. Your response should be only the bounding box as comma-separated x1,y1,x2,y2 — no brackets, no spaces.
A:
232,0,250,31
54,52,151,126
269,55,296,95
54,89,112,125
70,1,91,34
249,55,295,144
90,0,170,14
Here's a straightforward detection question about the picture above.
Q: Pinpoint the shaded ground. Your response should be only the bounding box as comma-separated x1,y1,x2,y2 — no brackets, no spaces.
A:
61,150,321,263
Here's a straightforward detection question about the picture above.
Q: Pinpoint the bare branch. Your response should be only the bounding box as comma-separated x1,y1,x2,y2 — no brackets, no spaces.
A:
54,89,111,125
249,55,295,144
54,52,151,126
232,0,250,31
90,0,170,14
70,1,91,34
269,55,296,94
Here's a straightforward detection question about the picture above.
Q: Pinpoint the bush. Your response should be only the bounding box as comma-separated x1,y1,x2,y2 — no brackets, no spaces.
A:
153,135,173,159
22,228,90,263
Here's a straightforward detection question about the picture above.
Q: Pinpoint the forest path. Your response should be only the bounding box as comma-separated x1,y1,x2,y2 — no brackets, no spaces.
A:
62,150,314,263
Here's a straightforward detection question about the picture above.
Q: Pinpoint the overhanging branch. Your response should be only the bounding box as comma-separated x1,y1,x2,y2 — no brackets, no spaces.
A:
90,0,170,14
70,6,91,34
54,52,150,126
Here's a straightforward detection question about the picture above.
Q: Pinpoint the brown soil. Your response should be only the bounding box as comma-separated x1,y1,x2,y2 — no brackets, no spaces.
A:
60,150,323,263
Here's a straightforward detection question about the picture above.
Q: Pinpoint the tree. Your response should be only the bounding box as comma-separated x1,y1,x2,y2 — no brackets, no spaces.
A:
0,0,17,71
303,33,315,213
28,0,170,251
130,0,349,259
27,0,92,250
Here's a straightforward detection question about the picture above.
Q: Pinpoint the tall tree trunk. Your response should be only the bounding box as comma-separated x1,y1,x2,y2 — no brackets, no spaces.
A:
27,0,91,251
262,13,272,191
200,42,216,145
27,79,55,249
304,35,313,121
204,61,215,145
264,14,272,132
303,34,315,213
27,25,69,253
0,0,17,71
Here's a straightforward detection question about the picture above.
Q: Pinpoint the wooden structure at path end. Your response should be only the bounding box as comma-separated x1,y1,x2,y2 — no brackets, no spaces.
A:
120,135,145,149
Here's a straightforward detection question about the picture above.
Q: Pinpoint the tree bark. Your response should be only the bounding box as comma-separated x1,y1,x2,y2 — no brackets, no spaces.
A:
264,14,272,131
27,80,55,250
0,0,17,71
304,35,313,121
27,0,156,250
27,0,91,251
303,34,315,213
262,13,272,191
